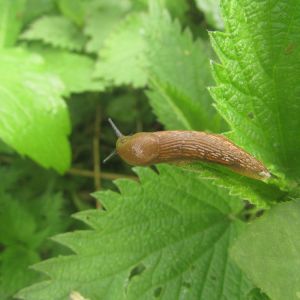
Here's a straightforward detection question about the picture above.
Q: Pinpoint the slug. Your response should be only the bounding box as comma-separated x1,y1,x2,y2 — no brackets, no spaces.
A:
105,119,270,180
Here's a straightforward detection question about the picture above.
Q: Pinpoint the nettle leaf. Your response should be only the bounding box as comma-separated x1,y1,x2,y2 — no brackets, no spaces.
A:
0,193,36,246
94,13,147,88
23,0,56,25
28,45,105,93
0,190,68,250
178,162,285,209
21,16,87,51
0,0,26,47
144,5,222,132
231,200,300,300
84,1,130,53
132,0,189,20
162,0,189,20
0,246,40,300
210,0,300,182
0,190,69,299
0,48,71,173
195,0,224,29
18,165,253,300
57,0,85,27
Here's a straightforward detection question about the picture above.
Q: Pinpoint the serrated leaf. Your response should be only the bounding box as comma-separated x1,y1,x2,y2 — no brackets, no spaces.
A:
162,0,189,20
0,0,26,47
18,165,253,300
28,45,105,93
178,161,286,209
195,0,224,29
23,0,56,25
0,186,69,299
210,0,300,181
0,48,71,172
132,0,189,20
0,193,36,246
21,16,87,51
231,200,300,300
144,5,223,131
84,1,130,53
0,190,68,249
94,13,147,87
57,0,85,27
0,246,40,300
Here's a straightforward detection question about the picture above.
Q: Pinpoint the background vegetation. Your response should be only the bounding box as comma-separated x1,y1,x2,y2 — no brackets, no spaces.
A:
0,0,299,299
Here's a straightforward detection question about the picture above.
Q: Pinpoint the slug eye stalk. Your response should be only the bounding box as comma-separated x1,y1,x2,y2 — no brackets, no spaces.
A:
103,150,116,164
103,118,124,164
108,118,123,138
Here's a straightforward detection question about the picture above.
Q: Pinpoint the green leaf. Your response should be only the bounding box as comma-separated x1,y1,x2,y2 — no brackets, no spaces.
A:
0,190,68,249
161,0,189,20
0,187,69,299
144,5,223,131
0,0,26,47
246,288,270,300
21,16,87,51
94,13,147,87
0,193,36,246
57,0,85,27
231,200,300,300
0,48,71,173
84,1,130,53
195,0,224,29
23,0,56,25
178,161,286,209
131,0,189,20
106,95,138,123
28,45,105,93
210,0,300,181
0,246,40,300
18,165,253,300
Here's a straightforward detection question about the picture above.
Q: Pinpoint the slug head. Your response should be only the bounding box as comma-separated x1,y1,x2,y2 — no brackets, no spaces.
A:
116,133,159,166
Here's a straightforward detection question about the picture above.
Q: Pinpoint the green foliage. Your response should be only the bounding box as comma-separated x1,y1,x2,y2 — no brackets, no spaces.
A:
0,246,40,300
0,165,70,299
144,4,221,131
178,162,285,209
94,13,148,87
18,165,253,300
195,0,224,29
231,201,300,300
28,45,105,93
246,288,270,300
0,0,26,47
1,0,299,299
0,49,71,173
23,0,56,25
21,16,87,51
210,0,300,182
84,0,131,53
57,0,85,27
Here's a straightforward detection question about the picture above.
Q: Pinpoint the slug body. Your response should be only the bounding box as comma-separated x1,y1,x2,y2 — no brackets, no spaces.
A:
116,131,270,180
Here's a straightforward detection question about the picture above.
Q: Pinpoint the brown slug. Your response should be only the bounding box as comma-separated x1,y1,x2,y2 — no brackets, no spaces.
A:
105,119,270,180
